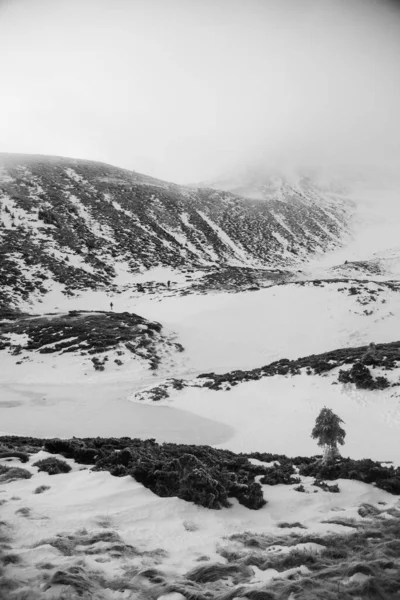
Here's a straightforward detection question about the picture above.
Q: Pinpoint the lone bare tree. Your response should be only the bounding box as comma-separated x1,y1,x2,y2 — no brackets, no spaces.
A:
312,407,346,464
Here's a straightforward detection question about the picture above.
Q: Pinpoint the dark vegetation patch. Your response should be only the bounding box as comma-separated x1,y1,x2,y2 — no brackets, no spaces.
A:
292,277,400,294
182,266,295,296
135,339,399,403
136,342,400,401
44,438,268,510
277,522,307,529
186,562,254,584
2,437,400,514
312,480,340,493
33,457,72,475
0,464,32,483
35,529,138,559
33,485,50,494
15,507,31,518
0,437,269,510
0,310,181,369
197,340,399,391
298,457,400,494
0,451,29,462
338,362,391,390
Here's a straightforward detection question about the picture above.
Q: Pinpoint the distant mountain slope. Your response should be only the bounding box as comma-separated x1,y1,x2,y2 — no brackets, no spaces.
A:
0,153,350,311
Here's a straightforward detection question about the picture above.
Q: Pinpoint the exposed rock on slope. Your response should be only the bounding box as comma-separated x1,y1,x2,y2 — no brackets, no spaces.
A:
0,153,351,311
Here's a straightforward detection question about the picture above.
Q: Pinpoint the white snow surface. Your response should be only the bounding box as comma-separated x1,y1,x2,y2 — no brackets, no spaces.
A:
1,452,398,585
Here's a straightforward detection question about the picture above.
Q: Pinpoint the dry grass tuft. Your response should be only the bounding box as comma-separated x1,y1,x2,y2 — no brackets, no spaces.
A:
34,528,139,562
186,562,254,584
15,507,31,518
33,485,50,495
320,517,359,529
35,562,55,570
0,465,32,483
95,515,114,528
358,503,382,518
277,521,307,529
46,564,93,595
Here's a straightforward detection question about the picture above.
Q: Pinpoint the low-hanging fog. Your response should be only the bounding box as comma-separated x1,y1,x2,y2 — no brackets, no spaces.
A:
0,0,400,184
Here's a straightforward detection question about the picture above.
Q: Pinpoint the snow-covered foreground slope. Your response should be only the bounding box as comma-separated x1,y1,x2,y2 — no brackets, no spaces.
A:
1,449,399,599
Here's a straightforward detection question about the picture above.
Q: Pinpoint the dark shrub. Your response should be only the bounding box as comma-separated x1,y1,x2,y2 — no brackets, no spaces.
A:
44,439,97,464
313,479,340,492
339,363,390,390
33,457,72,475
260,464,300,486
3,435,400,510
377,478,400,494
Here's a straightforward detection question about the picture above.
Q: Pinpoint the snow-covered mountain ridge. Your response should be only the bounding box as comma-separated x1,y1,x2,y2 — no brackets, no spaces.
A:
0,153,351,312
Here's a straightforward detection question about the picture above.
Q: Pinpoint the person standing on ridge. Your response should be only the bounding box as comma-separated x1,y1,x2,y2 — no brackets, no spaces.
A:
110,301,114,311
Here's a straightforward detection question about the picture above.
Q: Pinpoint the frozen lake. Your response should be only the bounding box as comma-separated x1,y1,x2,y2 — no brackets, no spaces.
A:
0,380,233,444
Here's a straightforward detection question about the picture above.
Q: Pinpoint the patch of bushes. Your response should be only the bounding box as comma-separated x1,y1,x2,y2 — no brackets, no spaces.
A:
2,436,267,510
299,457,400,493
259,463,301,486
33,457,72,475
277,522,307,529
113,448,267,510
0,311,176,373
0,451,29,462
196,340,400,391
2,436,400,512
0,465,32,483
338,362,390,390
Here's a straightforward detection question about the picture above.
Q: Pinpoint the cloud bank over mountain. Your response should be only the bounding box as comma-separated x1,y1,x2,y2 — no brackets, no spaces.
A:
1,0,400,182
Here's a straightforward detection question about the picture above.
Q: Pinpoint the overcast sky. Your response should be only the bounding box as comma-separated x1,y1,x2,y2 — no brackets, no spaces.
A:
1,0,400,183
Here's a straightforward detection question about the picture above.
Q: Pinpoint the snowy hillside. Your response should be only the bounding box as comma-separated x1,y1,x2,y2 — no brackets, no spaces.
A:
1,157,400,599
0,153,351,312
